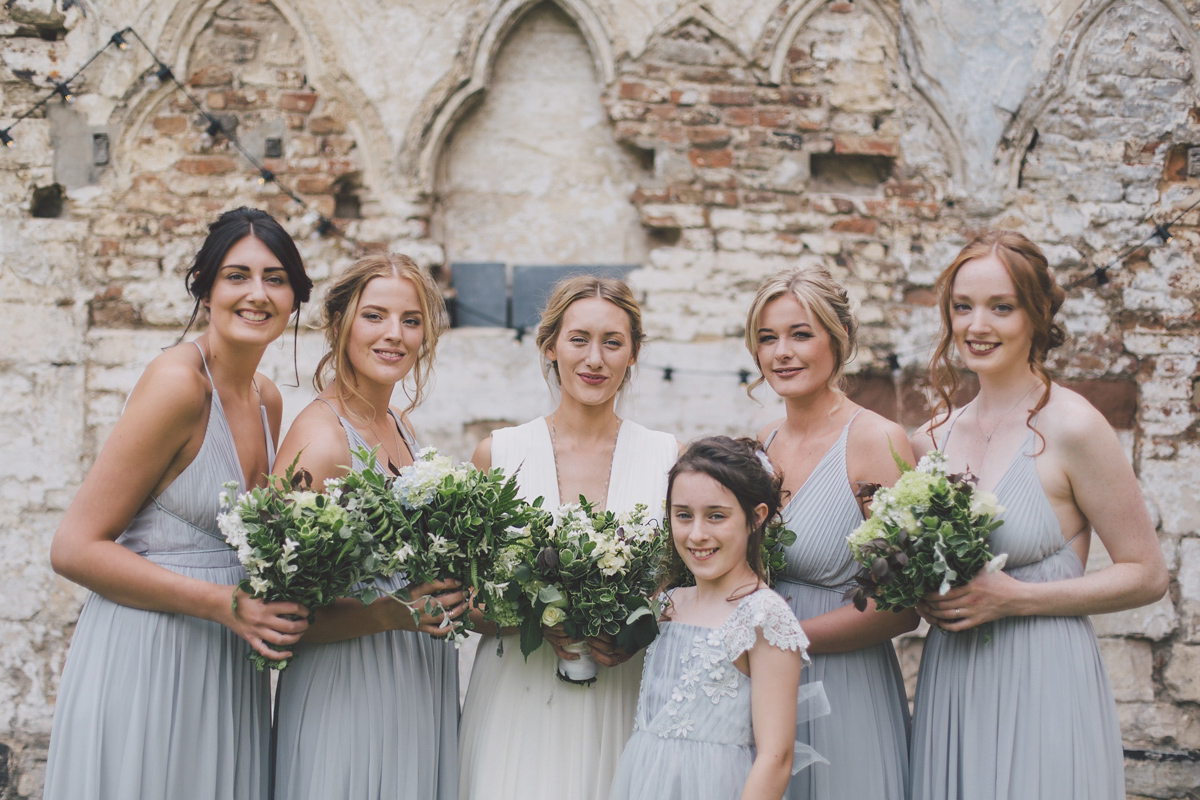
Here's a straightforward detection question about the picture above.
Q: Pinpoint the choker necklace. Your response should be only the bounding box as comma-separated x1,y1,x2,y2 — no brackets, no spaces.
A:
549,415,622,510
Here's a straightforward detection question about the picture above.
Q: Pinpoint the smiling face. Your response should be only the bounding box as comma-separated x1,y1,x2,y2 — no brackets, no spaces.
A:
545,295,637,408
949,255,1035,377
205,235,295,347
670,470,766,587
755,294,838,400
344,275,424,392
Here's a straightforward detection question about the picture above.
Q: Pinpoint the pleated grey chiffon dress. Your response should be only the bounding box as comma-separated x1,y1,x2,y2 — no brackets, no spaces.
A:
766,413,911,800
909,416,1124,800
272,406,459,800
43,343,273,800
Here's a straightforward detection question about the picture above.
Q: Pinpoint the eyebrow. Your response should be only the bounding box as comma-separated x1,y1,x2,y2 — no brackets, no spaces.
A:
951,293,1017,302
758,322,812,333
222,264,286,272
567,329,626,337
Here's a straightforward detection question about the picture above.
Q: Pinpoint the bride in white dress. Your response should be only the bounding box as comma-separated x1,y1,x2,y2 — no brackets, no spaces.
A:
458,275,678,800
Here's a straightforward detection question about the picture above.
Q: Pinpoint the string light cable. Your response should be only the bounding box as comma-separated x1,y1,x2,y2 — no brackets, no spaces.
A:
1,26,1195,378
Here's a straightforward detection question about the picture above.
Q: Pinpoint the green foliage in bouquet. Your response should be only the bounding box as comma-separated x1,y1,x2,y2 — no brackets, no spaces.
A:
218,457,377,671
663,519,798,590
845,447,1005,613
514,500,665,660
331,446,537,641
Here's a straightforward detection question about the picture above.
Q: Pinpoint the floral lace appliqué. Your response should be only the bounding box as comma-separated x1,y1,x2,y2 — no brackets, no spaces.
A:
721,589,809,662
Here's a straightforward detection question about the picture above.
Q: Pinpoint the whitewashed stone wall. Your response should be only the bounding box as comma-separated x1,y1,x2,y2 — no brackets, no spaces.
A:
2,0,1198,796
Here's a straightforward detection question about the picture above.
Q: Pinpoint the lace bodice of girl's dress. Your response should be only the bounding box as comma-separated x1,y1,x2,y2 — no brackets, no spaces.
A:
609,588,828,800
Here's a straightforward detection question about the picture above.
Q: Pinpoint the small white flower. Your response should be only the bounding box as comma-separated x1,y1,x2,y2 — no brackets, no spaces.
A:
985,553,1009,573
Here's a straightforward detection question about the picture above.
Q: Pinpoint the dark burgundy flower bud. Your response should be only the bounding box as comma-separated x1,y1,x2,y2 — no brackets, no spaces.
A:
536,546,560,572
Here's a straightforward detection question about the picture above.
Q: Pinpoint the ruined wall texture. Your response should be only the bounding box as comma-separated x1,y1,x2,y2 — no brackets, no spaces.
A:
1,0,1198,797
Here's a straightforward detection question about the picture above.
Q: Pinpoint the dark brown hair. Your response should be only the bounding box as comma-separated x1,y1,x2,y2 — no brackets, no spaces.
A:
658,436,783,595
929,229,1065,433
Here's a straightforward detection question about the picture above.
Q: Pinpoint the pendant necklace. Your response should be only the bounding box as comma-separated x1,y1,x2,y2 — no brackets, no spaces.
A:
368,411,405,475
549,415,622,510
975,382,1039,462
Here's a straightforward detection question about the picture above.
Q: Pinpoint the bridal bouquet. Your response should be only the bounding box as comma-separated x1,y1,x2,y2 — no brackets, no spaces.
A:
514,501,665,685
844,448,1006,613
219,461,377,671
331,446,533,645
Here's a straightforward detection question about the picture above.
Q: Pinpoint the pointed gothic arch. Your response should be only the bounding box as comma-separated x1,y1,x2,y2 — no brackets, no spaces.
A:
755,0,965,188
995,0,1200,189
109,0,391,191
398,0,618,195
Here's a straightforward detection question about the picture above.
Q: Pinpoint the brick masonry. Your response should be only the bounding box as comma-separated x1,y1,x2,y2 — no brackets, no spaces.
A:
2,0,1199,797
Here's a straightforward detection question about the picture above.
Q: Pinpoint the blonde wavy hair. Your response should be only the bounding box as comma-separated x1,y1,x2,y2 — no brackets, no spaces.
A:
743,266,858,400
314,253,447,418
535,274,645,389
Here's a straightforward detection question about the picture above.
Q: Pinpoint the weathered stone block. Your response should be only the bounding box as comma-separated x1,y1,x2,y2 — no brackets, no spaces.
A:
1164,644,1200,702
1097,638,1155,702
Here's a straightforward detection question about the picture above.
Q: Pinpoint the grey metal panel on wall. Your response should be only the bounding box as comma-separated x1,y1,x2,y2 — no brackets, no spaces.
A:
510,265,633,330
451,262,508,327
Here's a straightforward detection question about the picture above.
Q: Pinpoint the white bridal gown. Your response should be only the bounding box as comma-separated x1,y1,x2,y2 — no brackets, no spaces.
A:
458,417,677,800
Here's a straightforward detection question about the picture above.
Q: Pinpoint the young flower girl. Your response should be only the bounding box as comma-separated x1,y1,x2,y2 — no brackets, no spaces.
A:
609,437,827,800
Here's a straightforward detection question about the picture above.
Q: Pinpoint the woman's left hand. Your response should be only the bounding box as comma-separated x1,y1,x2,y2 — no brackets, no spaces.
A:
586,632,634,667
918,568,1028,632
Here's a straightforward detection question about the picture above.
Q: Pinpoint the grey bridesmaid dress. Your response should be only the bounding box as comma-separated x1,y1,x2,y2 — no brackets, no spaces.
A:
271,405,459,800
767,413,911,800
909,416,1124,799
43,343,273,799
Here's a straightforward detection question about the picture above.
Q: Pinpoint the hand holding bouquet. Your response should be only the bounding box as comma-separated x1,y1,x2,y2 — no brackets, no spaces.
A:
219,461,377,671
845,448,1006,613
514,500,664,685
332,446,533,645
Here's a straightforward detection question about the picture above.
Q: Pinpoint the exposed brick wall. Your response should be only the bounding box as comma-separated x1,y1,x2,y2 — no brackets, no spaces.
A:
2,1,1199,796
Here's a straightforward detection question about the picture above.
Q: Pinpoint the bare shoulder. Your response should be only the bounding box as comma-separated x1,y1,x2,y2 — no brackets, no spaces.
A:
1039,384,1116,452
756,417,785,444
909,412,951,458
847,409,909,452
847,408,914,480
471,436,493,471
130,345,210,421
255,373,284,416
276,400,352,477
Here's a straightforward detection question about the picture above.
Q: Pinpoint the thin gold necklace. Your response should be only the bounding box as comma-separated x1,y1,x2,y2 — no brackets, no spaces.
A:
549,415,622,509
975,382,1039,459
367,410,404,475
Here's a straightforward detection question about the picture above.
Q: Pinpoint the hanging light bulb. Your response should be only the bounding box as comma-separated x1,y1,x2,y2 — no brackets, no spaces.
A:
0,129,13,147
53,82,73,102
258,169,275,185
1154,223,1173,245
110,30,128,50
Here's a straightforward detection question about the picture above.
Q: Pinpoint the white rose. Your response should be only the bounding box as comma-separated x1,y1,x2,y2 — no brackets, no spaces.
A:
969,490,1004,519
541,605,567,627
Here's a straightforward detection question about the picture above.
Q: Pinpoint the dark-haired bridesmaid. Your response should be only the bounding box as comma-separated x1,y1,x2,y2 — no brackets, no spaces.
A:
909,230,1168,800
44,208,314,800
747,266,917,800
